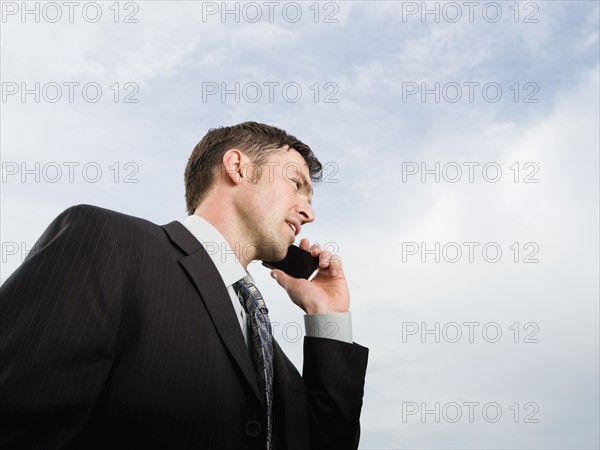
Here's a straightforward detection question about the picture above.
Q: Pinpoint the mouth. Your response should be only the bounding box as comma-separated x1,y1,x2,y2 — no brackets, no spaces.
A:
286,221,300,237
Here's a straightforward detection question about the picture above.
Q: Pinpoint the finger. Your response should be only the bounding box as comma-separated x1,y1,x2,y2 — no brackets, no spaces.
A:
326,254,343,278
310,242,321,256
318,249,332,268
299,238,311,252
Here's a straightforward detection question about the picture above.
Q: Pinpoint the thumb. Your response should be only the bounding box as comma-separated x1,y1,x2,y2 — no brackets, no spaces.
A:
270,269,292,289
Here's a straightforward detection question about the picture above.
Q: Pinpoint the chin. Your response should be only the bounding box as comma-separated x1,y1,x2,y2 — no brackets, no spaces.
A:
273,243,291,261
260,238,289,261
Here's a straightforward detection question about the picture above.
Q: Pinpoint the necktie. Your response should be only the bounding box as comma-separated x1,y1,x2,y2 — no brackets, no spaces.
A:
234,275,274,450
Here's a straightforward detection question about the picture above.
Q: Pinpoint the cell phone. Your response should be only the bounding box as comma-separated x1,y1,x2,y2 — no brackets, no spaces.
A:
262,244,320,280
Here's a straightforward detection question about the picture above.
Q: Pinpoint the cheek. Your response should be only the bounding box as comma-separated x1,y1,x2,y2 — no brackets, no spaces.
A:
252,180,292,217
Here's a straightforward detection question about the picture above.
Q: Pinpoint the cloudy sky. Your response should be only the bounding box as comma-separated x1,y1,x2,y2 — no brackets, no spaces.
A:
1,1,598,448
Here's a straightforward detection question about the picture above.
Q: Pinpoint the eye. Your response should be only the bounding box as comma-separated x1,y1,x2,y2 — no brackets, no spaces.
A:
293,179,301,189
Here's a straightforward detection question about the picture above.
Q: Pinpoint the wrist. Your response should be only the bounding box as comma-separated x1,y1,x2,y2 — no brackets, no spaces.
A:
305,306,349,315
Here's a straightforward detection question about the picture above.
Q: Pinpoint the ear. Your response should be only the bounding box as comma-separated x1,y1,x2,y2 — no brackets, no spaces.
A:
222,149,244,184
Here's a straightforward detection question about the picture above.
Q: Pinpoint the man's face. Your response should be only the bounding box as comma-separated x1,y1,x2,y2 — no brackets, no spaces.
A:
235,147,314,262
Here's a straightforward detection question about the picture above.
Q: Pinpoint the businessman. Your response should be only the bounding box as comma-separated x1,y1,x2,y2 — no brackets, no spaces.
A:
0,122,368,449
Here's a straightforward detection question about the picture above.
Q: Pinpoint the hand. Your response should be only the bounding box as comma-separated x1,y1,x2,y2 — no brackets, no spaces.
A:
270,238,350,315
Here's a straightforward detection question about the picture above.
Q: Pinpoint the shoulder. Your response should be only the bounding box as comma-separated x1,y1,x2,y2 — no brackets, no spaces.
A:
53,204,158,229
56,204,148,223
42,204,163,246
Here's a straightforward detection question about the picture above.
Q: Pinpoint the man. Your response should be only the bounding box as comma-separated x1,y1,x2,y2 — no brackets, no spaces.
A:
0,122,368,449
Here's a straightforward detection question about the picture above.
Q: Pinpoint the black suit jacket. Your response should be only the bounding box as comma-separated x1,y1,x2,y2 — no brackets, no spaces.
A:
0,204,368,449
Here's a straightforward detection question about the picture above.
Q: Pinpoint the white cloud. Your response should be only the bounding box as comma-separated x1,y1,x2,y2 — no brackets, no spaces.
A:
1,2,598,448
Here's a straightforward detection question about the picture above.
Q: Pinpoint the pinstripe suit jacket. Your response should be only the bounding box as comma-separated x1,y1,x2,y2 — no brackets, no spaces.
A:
0,204,368,450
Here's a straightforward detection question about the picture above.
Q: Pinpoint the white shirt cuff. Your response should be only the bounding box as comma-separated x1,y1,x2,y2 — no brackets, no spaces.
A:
304,312,353,344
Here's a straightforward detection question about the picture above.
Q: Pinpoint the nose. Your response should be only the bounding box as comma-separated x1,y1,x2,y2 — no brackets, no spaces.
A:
298,199,315,225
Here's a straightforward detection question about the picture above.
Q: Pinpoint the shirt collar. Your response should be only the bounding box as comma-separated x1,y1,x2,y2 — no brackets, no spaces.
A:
181,214,248,287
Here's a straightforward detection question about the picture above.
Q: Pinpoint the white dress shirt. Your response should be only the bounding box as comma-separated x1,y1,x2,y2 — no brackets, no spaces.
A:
181,215,353,344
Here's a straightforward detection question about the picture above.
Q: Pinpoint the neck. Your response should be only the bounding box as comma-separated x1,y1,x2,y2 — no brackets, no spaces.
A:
193,197,253,270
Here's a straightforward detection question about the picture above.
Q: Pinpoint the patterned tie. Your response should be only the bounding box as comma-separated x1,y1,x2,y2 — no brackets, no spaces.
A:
234,275,274,450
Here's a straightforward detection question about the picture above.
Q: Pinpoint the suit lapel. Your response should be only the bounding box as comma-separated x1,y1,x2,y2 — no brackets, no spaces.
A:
161,220,263,405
